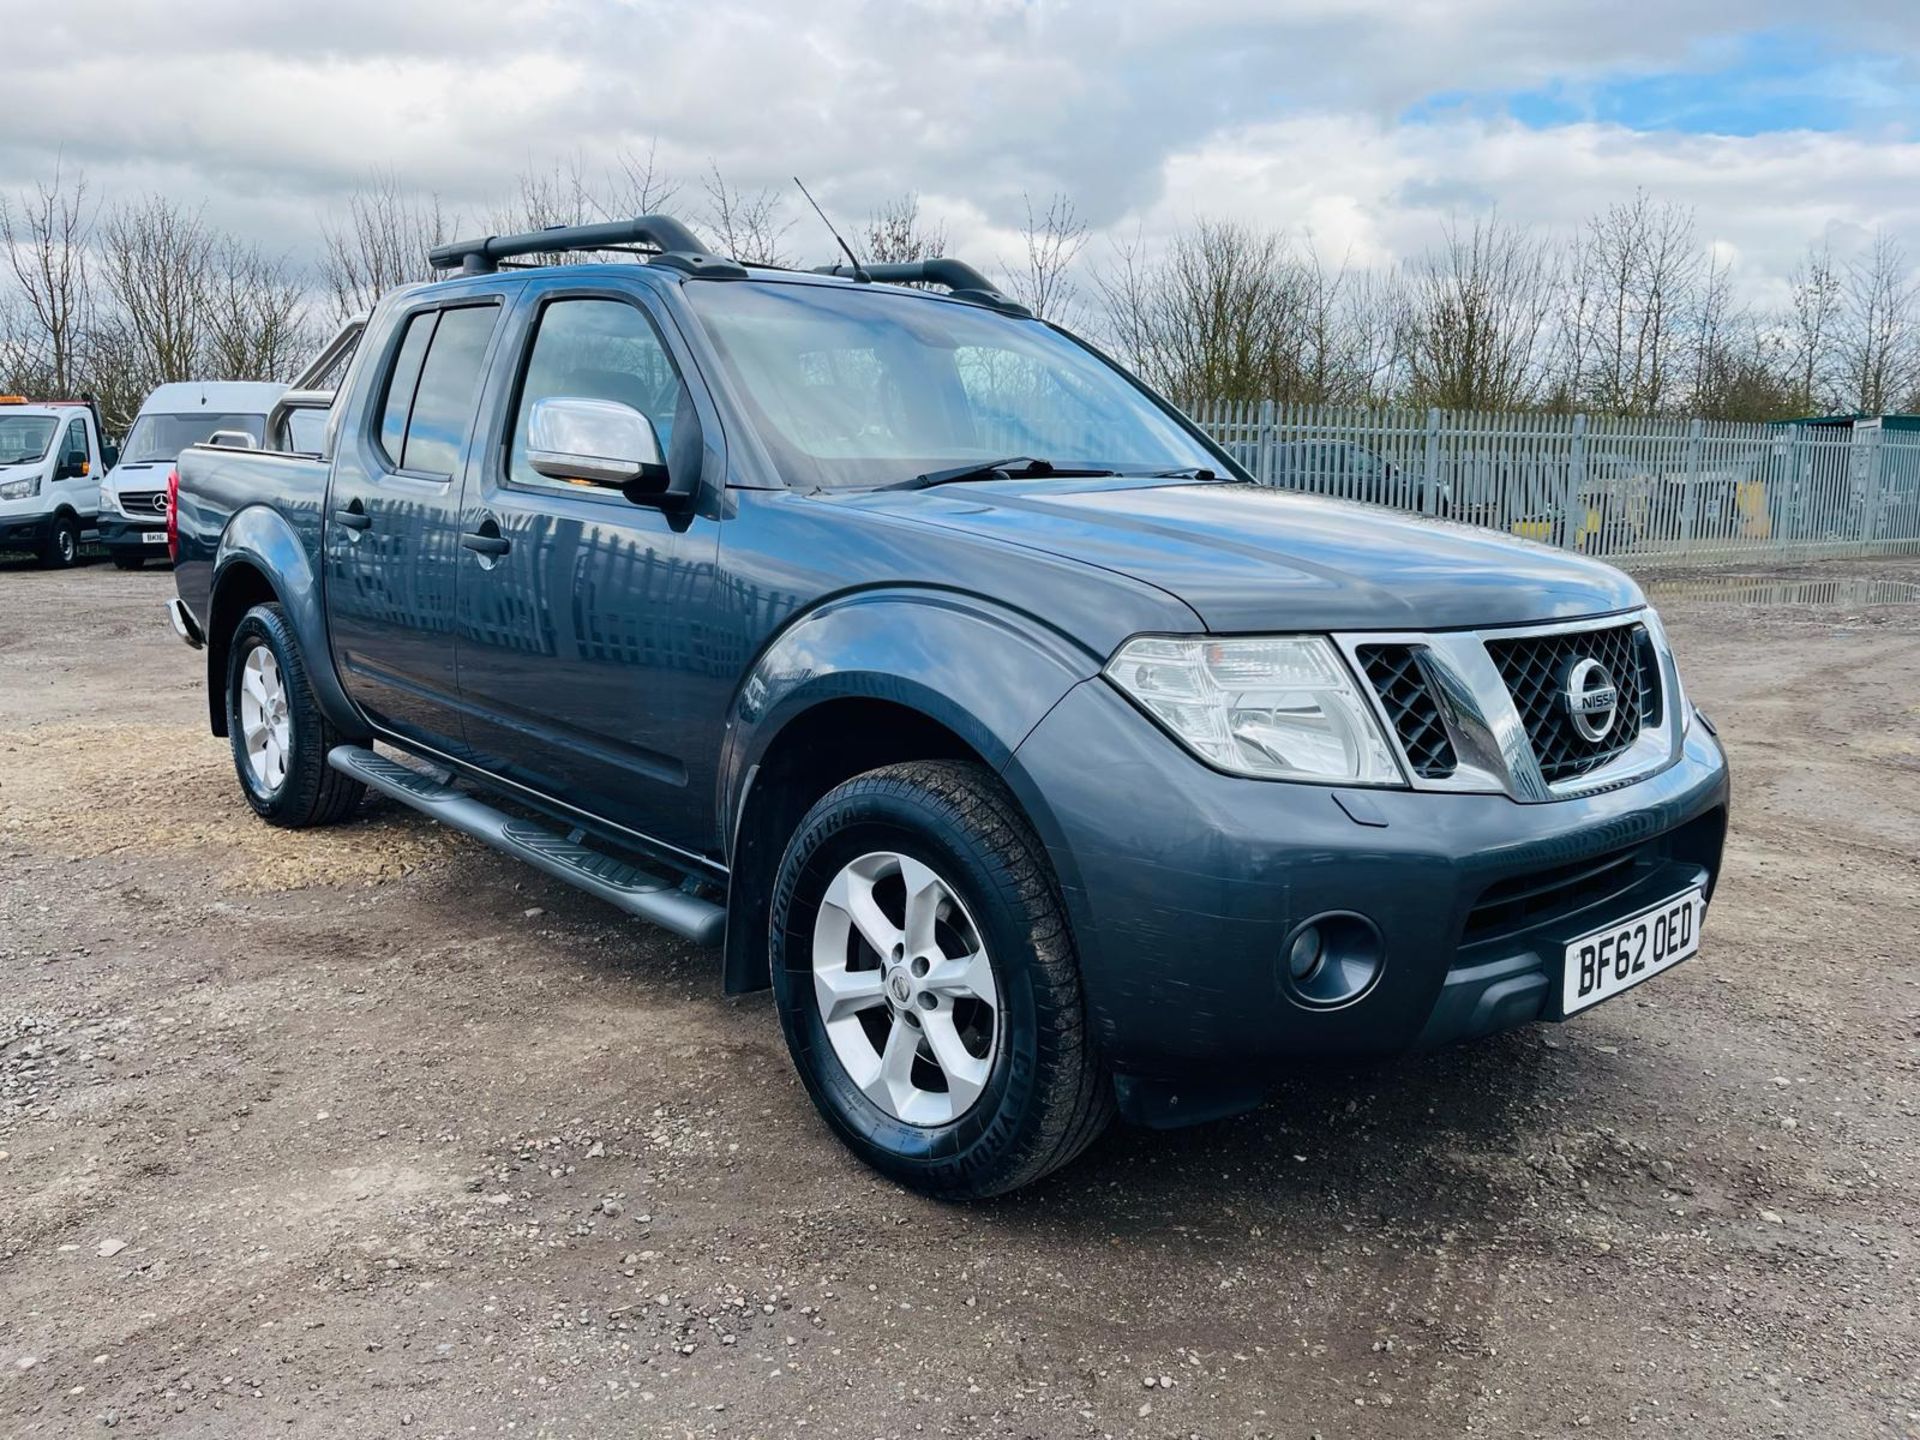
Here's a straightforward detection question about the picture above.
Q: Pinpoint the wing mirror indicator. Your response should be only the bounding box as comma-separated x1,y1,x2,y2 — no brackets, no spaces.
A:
526,396,677,502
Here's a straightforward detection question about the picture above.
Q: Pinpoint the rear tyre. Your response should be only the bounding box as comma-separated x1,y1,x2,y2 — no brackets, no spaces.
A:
38,514,79,569
769,760,1112,1198
111,553,145,571
225,602,364,828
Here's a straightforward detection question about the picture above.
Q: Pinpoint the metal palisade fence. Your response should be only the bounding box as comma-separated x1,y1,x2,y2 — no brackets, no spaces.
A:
1189,400,1920,568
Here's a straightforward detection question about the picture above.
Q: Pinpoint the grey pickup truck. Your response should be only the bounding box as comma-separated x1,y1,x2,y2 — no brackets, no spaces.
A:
167,216,1729,1197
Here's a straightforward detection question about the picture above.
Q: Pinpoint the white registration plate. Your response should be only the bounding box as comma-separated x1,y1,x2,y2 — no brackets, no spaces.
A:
143,530,168,545
1562,888,1705,1015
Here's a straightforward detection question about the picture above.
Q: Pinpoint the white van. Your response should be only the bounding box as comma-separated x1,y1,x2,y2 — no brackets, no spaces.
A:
98,381,285,569
0,396,111,568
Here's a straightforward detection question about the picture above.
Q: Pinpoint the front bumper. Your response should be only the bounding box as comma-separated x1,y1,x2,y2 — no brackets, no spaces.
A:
1004,678,1730,1107
98,514,167,552
0,513,53,550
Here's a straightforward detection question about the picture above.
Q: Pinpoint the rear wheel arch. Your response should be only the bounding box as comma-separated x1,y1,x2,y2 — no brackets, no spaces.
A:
223,600,365,828
205,560,280,737
204,506,366,744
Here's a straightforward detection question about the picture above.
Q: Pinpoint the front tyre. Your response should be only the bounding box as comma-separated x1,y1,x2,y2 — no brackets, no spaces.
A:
38,514,79,569
770,760,1112,1198
225,602,364,828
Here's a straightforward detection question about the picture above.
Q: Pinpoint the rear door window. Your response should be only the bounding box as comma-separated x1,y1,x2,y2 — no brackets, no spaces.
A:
402,307,499,476
375,303,500,477
376,313,435,465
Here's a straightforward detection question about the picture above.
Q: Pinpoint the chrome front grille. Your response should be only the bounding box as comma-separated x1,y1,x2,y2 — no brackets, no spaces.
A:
1355,644,1457,780
1335,610,1682,802
1484,622,1652,783
118,490,166,517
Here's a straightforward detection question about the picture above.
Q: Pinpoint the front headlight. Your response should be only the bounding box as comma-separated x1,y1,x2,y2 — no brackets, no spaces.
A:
1105,635,1404,785
0,475,39,501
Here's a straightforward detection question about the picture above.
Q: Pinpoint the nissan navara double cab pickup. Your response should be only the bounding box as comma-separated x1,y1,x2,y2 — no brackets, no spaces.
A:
168,216,1729,1198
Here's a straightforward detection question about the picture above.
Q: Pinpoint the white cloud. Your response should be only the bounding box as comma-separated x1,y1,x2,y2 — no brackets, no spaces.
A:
3,0,1917,301
1141,115,1920,274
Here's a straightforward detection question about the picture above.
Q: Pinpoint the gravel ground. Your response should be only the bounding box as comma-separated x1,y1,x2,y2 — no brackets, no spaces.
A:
1,551,1916,1439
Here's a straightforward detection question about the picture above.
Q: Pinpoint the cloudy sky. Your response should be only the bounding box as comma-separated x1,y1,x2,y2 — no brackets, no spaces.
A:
12,0,1920,302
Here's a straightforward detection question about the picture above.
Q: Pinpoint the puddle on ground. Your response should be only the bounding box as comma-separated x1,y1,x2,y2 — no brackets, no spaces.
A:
1645,576,1920,607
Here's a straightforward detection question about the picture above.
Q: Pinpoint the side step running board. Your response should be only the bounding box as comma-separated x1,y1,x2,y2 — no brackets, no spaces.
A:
328,745,726,947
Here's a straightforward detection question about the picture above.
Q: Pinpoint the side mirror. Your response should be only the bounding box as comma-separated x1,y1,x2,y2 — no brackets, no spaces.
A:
527,396,675,501
57,457,89,480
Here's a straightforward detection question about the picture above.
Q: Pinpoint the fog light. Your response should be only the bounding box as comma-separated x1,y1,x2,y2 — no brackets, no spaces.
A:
1287,925,1324,982
1278,912,1384,1009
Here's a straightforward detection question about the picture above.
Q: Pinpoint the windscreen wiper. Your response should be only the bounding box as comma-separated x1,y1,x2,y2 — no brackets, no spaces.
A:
1122,465,1220,480
881,457,1120,492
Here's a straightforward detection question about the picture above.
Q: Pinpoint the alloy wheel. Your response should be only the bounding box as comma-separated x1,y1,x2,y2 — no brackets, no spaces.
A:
239,645,293,793
809,849,1000,1126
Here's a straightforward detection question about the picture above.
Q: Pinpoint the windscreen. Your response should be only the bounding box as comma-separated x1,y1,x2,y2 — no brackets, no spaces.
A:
0,415,57,465
682,281,1218,490
121,412,268,465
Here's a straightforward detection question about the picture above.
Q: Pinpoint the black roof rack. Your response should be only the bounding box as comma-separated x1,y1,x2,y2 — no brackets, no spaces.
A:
811,259,1032,316
428,215,747,278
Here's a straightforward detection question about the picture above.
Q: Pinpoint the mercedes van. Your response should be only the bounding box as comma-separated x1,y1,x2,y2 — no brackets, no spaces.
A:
99,382,284,568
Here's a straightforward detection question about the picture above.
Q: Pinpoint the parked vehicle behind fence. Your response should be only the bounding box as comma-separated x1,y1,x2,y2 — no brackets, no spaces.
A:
1194,401,1920,566
166,216,1730,1197
98,382,287,569
0,395,112,567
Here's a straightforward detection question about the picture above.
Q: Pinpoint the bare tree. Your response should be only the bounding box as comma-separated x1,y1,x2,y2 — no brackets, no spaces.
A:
1331,267,1405,405
490,155,603,266
1835,230,1918,415
0,300,49,395
319,172,449,320
1686,249,1737,411
863,193,947,264
0,160,94,393
604,141,680,219
1095,220,1326,407
700,163,791,266
96,196,215,393
1569,192,1702,416
1781,242,1843,415
1007,193,1089,325
498,155,594,230
1396,215,1558,411
203,239,312,384
1692,318,1791,421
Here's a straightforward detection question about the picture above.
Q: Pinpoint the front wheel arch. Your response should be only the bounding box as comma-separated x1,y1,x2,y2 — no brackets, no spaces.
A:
723,697,987,996
768,759,1112,1197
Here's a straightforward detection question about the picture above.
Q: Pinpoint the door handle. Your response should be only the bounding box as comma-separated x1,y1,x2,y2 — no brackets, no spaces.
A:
460,516,511,557
334,501,371,531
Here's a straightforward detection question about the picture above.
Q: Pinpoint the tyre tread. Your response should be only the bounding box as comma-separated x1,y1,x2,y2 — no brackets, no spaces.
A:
783,759,1112,1198
228,602,364,829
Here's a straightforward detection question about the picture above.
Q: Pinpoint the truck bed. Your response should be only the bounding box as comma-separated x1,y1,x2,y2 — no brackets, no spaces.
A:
173,446,330,627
